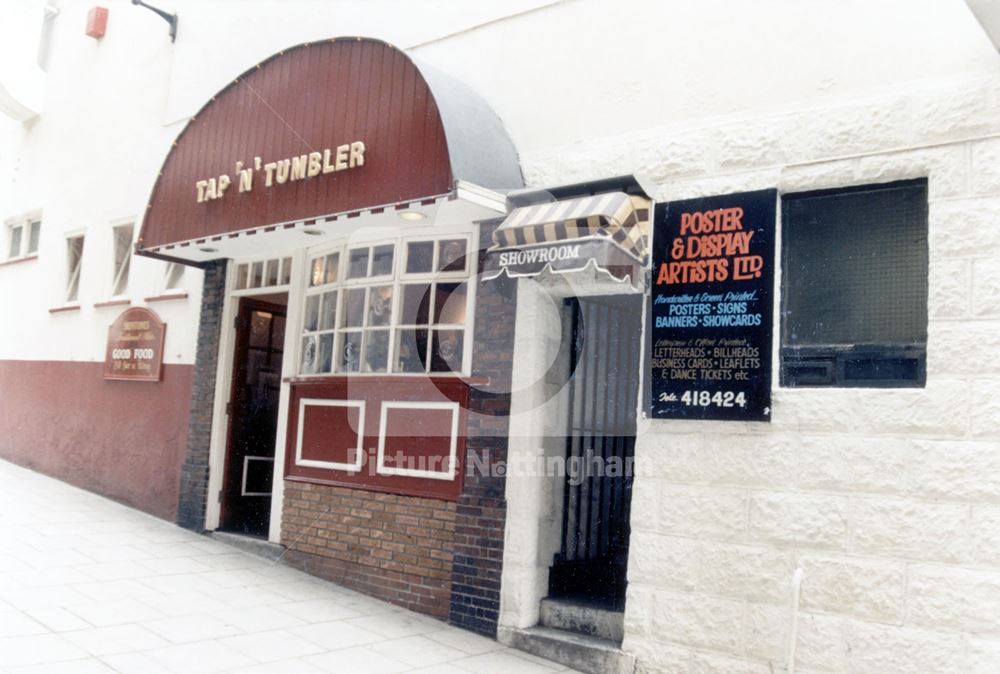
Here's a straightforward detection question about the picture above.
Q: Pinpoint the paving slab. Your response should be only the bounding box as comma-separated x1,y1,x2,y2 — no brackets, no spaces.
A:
0,460,579,673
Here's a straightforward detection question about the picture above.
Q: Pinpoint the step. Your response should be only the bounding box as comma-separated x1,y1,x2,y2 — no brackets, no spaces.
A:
499,626,635,674
540,597,625,642
208,530,286,562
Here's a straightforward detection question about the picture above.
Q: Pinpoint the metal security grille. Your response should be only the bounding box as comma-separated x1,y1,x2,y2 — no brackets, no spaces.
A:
549,294,642,609
781,179,928,387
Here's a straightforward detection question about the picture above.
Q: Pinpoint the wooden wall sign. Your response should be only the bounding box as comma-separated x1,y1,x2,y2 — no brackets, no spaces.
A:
104,307,167,382
649,189,777,421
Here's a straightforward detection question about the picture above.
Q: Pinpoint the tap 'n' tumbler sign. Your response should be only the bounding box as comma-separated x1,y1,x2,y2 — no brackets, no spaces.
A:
104,307,166,382
649,189,776,421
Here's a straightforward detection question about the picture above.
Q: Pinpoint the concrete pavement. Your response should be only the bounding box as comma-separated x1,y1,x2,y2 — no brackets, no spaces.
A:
0,459,576,674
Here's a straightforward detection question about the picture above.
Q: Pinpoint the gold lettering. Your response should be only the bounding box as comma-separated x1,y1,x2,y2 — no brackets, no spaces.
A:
290,154,308,181
275,159,290,184
307,151,323,177
238,168,253,192
198,140,367,201
349,141,366,167
335,144,349,171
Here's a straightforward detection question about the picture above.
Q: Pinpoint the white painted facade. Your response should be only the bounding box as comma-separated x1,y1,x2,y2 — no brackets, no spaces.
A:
2,1,1000,672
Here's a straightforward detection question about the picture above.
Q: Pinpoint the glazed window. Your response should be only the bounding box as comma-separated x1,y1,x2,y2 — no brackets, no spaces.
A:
233,256,293,292
65,235,85,303
164,262,185,290
110,224,134,296
300,235,473,376
780,179,928,387
6,218,40,260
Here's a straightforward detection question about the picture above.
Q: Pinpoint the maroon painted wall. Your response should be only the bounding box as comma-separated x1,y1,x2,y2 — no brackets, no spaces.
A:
0,360,193,520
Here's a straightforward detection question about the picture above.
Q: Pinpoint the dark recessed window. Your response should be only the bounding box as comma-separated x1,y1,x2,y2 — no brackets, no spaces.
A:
780,179,928,388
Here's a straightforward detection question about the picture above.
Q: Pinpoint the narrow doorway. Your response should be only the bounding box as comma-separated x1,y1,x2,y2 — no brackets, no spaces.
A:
548,294,642,611
219,295,287,537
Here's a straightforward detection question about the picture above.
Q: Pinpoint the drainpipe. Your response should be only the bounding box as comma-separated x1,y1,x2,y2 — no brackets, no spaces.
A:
785,566,804,674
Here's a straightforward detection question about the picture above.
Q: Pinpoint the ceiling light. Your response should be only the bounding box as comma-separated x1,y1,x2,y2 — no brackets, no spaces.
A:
198,246,218,253
303,229,324,236
399,211,425,221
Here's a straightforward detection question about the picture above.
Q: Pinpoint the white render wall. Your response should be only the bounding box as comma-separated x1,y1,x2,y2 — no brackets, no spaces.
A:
0,1,202,364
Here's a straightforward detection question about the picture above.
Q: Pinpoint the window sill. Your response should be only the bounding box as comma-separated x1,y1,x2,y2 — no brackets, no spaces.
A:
94,298,132,309
49,304,81,314
144,291,188,303
0,254,38,268
284,373,489,386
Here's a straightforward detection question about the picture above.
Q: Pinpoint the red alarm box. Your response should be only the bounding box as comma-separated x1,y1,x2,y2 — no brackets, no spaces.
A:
86,6,109,39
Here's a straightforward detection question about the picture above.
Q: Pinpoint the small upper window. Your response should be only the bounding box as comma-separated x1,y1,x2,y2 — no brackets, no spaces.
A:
66,236,85,303
111,224,134,296
28,220,41,254
164,262,185,290
780,179,928,387
234,256,292,292
6,219,40,260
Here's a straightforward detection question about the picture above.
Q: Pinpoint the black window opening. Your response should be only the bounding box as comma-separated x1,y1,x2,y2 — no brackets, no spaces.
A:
780,179,928,388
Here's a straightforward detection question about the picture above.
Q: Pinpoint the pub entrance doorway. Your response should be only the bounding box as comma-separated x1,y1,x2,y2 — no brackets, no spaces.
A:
218,295,287,537
548,294,642,610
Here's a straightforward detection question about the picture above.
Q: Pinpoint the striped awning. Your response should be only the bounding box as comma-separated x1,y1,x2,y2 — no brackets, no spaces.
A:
483,192,651,285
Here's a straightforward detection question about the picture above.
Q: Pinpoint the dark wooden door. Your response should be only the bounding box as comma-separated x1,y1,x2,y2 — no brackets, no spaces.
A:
220,297,286,537
548,294,642,610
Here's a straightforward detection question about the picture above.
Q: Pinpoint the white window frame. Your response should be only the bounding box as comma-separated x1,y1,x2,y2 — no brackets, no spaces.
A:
298,229,477,378
294,398,366,471
241,456,275,496
4,211,42,261
164,262,186,291
110,222,135,298
231,255,294,296
375,400,459,480
65,234,85,304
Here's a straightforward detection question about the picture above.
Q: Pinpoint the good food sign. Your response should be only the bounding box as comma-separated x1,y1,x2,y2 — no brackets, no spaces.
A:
104,307,166,382
649,189,776,421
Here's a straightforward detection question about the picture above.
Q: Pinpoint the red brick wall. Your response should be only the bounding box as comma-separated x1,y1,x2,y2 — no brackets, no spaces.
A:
281,481,457,617
448,219,517,635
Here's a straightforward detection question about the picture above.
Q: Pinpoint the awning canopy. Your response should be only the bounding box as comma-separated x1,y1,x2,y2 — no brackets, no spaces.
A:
135,37,522,265
482,191,651,287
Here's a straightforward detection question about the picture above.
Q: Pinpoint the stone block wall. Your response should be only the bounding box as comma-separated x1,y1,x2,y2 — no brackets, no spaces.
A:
521,76,1000,673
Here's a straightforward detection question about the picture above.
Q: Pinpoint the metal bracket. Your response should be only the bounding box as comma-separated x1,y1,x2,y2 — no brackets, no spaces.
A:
130,0,178,43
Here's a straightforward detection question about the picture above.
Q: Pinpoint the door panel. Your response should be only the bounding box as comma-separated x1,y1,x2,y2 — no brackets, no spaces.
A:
220,297,286,537
549,294,642,609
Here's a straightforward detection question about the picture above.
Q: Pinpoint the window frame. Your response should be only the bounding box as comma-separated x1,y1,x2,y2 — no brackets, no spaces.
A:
231,254,294,296
65,234,85,304
110,223,135,298
375,400,460,480
4,212,42,262
779,178,928,389
298,229,477,379
164,262,185,291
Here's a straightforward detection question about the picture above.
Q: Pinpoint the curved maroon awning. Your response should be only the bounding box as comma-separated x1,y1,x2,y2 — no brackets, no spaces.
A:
137,37,521,258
